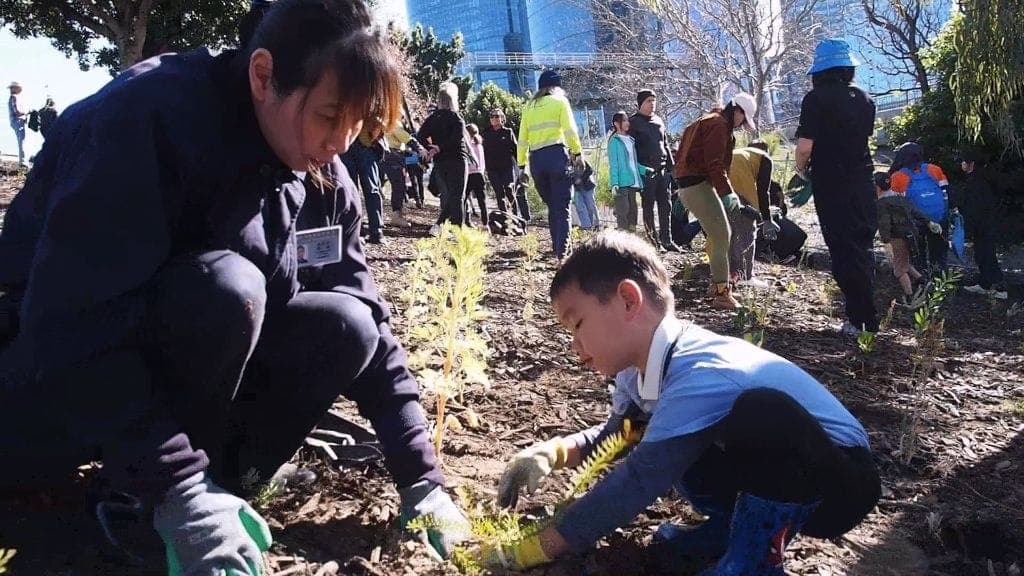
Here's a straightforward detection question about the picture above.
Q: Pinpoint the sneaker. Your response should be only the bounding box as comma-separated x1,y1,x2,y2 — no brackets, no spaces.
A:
838,321,862,336
992,289,1009,300
366,235,388,245
737,278,771,289
964,284,990,295
661,240,682,253
428,224,441,237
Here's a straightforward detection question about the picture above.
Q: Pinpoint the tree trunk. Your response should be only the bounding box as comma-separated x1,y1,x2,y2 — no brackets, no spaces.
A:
913,57,931,94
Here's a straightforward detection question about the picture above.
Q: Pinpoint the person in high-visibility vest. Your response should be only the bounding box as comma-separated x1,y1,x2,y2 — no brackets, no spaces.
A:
517,69,583,259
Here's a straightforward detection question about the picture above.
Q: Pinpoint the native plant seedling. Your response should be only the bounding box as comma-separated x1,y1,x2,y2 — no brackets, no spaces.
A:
403,224,491,457
857,330,877,354
0,549,15,574
520,232,540,270
408,429,631,574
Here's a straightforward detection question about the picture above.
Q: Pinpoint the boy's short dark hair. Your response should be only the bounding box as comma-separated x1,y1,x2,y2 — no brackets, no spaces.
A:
551,231,674,313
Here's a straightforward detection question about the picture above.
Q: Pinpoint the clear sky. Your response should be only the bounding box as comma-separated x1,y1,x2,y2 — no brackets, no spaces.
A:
1,30,112,160
0,0,408,161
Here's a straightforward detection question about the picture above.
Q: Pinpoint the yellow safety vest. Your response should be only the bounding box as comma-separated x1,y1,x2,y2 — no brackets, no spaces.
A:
517,94,582,166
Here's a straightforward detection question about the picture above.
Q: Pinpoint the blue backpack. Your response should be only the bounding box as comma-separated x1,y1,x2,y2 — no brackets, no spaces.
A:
901,165,946,222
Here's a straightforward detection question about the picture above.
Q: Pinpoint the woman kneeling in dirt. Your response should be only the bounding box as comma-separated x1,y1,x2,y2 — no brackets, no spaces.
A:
0,1,467,573
493,231,881,574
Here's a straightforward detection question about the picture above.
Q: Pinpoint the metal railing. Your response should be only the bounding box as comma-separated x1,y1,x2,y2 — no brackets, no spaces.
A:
462,51,691,69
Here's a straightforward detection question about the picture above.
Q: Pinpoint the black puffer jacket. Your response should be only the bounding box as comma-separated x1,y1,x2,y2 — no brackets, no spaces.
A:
628,112,673,171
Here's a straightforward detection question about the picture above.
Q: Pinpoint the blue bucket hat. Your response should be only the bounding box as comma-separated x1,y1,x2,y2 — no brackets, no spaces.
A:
807,39,860,75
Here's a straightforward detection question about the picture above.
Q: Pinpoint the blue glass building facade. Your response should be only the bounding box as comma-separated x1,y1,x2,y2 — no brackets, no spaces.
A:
406,0,532,93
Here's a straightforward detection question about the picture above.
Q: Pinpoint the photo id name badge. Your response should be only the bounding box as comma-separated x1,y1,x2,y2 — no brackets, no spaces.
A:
296,225,343,268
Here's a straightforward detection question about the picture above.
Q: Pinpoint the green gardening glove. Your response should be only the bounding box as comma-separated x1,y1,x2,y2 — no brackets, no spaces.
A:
720,192,741,213
399,480,471,560
154,472,272,576
786,172,813,207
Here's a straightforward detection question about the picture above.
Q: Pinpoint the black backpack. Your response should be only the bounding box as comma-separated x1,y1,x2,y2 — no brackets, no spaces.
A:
487,211,527,236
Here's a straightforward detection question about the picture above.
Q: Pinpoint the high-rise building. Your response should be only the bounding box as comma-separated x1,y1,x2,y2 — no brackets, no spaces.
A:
406,0,532,93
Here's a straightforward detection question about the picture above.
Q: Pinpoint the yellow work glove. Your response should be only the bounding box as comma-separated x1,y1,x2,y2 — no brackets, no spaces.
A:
497,438,570,508
623,418,645,445
486,534,551,571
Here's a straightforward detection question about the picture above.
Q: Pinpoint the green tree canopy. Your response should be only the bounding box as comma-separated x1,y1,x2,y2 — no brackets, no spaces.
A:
392,23,473,114
0,0,248,71
951,0,1024,156
464,82,525,134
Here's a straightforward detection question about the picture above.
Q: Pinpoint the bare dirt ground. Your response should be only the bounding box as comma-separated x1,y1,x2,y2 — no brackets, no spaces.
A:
2,164,1023,575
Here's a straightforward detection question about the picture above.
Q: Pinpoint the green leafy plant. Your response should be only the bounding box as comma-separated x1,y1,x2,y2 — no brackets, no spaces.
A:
402,223,491,457
743,329,765,348
410,431,631,574
857,330,877,354
520,233,541,320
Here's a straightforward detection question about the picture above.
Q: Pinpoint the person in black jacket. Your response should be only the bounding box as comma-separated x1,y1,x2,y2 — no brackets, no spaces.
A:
795,39,879,336
482,108,522,217
417,82,469,232
958,149,1007,299
629,89,680,251
38,97,58,139
0,1,467,573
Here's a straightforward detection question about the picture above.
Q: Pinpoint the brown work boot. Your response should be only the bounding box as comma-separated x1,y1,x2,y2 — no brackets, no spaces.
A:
712,282,740,310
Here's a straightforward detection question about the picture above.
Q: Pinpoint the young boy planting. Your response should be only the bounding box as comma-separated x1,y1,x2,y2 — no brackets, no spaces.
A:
493,231,881,574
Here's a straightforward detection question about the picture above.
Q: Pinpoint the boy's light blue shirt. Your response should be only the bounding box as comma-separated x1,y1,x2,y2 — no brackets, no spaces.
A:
612,317,869,449
556,316,870,551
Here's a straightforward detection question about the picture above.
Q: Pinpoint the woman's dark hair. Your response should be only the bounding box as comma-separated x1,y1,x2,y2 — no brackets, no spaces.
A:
239,0,402,133
811,66,855,88
612,110,628,126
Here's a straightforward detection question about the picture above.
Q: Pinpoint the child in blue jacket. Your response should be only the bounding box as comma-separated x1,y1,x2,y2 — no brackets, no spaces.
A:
493,231,881,574
607,111,649,231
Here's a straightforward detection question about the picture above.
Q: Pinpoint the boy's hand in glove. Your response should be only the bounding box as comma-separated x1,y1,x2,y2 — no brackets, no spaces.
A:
486,533,552,571
399,480,470,560
927,221,942,234
153,472,272,576
497,438,570,507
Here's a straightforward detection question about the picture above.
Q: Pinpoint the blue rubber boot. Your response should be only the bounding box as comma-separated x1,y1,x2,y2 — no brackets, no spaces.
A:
699,493,819,576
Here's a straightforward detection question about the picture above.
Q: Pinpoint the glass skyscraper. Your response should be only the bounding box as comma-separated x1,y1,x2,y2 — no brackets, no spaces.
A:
406,0,532,92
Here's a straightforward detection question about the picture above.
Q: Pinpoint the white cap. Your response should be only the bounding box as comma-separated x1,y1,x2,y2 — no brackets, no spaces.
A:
730,92,757,132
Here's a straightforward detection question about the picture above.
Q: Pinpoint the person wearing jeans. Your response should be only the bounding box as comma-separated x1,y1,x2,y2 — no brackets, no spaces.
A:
465,123,488,228
517,69,582,258
572,159,599,229
7,82,27,166
340,135,387,244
